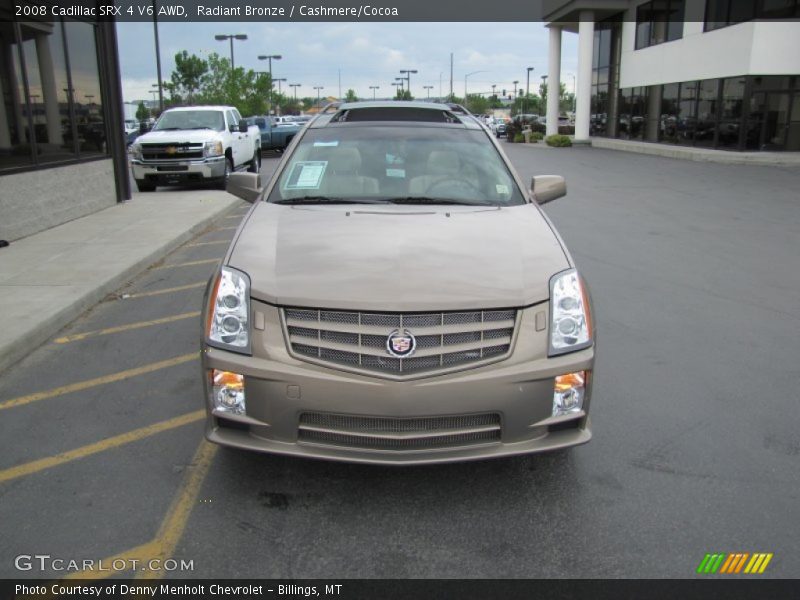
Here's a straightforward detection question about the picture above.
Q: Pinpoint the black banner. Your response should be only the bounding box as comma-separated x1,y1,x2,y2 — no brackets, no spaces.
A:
3,579,800,600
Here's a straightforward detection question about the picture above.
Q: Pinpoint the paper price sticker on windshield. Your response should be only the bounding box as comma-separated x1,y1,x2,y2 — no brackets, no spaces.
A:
284,161,327,189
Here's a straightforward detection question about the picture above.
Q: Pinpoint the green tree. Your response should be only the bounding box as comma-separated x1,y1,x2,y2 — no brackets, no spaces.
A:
395,89,413,101
539,82,567,110
465,94,489,115
195,53,268,116
135,101,149,121
345,88,358,102
170,51,207,104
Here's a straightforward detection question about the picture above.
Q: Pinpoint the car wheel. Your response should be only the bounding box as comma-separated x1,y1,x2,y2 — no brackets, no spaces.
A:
135,178,156,192
216,157,233,190
248,148,261,173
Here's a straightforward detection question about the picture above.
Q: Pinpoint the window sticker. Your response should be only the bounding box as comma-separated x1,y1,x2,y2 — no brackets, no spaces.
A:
496,184,509,195
386,168,406,178
284,161,328,189
313,141,339,147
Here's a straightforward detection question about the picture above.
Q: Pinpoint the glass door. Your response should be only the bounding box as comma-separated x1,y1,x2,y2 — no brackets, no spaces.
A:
761,92,791,151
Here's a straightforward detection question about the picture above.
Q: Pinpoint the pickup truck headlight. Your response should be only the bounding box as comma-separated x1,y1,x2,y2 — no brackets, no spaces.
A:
130,143,142,160
203,141,224,158
549,269,592,356
206,267,251,354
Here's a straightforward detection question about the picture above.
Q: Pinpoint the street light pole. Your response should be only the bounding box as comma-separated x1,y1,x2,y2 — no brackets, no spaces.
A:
313,86,324,108
289,83,301,109
400,69,417,98
214,33,247,70
513,80,519,106
258,54,282,115
423,85,433,99
369,85,380,100
526,67,534,115
464,70,487,100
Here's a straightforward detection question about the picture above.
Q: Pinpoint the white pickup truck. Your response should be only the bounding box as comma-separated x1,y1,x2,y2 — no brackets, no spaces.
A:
129,105,261,192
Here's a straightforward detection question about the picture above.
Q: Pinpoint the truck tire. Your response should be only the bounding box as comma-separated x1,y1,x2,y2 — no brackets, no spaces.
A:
248,148,261,173
216,157,233,190
135,178,156,192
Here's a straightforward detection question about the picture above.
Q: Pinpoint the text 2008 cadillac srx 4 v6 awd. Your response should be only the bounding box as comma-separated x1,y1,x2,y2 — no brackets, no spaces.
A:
201,101,595,465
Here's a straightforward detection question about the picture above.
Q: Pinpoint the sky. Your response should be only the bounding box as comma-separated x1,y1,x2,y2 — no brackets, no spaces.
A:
116,21,578,107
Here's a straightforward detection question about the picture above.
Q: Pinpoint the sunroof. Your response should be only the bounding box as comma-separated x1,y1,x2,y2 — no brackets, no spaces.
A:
332,107,460,123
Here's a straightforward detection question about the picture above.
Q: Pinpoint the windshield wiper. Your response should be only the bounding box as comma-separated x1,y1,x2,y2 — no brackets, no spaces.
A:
384,197,494,206
187,126,213,130
153,127,182,131
274,196,385,205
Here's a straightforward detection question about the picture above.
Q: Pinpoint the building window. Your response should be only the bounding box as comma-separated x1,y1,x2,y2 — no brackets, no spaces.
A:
635,0,685,49
705,0,800,31
0,8,107,174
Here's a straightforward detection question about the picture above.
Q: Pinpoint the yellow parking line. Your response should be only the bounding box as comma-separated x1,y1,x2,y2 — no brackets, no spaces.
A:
0,411,204,484
59,441,218,581
0,353,197,411
153,258,219,270
138,441,218,579
224,214,245,220
54,312,200,344
125,282,206,298
185,240,229,247
215,226,237,231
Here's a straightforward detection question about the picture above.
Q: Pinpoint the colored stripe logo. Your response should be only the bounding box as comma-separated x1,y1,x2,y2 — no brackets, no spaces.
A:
697,553,773,574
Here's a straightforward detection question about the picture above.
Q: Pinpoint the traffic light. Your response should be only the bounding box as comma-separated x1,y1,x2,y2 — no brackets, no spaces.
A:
502,89,506,97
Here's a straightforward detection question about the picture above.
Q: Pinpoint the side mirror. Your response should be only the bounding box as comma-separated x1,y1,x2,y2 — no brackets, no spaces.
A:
530,175,566,205
226,172,262,204
238,119,249,133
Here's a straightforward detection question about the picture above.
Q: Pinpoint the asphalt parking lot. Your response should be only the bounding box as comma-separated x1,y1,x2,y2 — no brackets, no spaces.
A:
0,145,798,580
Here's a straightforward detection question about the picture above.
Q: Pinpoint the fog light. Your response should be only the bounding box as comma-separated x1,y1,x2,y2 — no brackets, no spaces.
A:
211,370,245,415
553,371,585,417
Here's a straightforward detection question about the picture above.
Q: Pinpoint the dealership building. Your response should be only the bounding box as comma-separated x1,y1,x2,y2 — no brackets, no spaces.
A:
542,0,800,151
0,0,128,241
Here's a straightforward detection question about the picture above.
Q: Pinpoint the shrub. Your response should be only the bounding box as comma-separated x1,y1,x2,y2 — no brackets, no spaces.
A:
531,131,544,142
513,133,525,143
545,134,572,147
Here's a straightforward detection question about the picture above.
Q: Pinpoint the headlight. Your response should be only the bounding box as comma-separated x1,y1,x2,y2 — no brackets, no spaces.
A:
206,266,251,353
549,269,592,356
130,143,142,160
203,140,223,157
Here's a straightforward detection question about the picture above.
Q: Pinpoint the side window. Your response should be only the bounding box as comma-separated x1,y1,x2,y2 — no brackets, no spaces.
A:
225,111,237,130
232,109,243,123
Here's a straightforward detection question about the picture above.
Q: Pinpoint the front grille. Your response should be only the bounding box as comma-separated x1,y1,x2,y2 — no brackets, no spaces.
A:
141,143,204,160
298,412,501,450
284,308,516,377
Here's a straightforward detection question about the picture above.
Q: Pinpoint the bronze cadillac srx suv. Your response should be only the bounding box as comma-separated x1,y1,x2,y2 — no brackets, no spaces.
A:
202,101,595,464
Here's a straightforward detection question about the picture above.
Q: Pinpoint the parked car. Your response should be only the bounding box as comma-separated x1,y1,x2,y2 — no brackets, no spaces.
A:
244,116,302,153
491,117,508,137
203,101,595,464
129,105,261,192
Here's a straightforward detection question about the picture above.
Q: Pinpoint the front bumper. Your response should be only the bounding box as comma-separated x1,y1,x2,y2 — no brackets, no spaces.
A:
202,302,594,465
131,156,226,185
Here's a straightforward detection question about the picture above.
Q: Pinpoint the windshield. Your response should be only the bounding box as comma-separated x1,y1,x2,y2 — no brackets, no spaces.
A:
153,110,225,132
267,125,526,206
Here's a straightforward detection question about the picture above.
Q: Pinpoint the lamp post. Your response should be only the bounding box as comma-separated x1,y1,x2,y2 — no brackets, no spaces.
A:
289,83,301,102
258,54,282,115
369,85,380,100
423,85,433,99
526,67,534,115
391,82,402,98
399,69,417,98
214,34,247,70
313,86,324,108
273,78,287,115
464,70,487,100
570,73,576,114
512,80,519,107
491,84,496,100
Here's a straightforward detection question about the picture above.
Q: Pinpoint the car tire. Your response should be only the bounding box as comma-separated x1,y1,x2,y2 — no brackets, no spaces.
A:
135,178,156,192
216,157,233,190
248,148,261,173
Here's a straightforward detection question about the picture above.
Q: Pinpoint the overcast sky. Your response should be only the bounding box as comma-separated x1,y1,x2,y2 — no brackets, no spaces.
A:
116,21,578,106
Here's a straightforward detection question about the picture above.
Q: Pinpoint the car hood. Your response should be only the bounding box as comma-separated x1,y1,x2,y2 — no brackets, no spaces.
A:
136,130,222,144
229,203,569,312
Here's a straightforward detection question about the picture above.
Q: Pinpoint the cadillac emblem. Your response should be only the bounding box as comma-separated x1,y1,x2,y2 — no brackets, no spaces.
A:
166,146,177,155
386,329,416,358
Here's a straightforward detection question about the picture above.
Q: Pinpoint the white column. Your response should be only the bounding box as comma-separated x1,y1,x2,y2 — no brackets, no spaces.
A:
575,11,595,142
546,25,561,138
35,33,63,146
0,48,11,150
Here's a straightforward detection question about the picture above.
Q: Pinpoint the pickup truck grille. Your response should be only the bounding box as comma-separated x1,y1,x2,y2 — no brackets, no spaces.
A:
283,308,516,378
141,143,204,160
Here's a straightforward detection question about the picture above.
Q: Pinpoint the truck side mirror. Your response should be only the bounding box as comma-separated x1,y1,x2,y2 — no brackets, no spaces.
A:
238,119,249,133
226,172,262,204
530,175,566,205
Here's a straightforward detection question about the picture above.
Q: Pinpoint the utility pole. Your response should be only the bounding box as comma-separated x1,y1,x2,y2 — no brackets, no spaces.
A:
526,67,534,115
449,53,453,100
152,0,163,113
